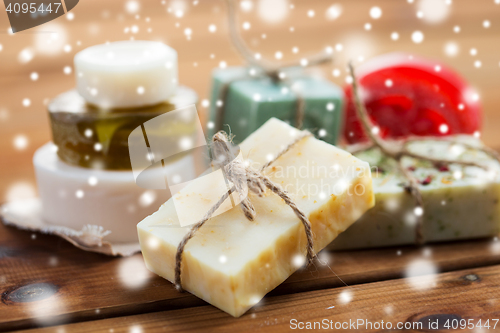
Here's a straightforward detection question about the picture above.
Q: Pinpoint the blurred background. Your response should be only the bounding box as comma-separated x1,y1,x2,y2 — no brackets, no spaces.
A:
0,0,499,203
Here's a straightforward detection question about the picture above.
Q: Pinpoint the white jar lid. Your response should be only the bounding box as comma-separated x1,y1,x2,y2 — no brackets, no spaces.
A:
74,41,178,109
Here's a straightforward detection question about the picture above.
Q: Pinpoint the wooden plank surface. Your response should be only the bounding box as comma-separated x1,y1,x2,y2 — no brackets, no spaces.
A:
2,219,500,331
18,264,500,333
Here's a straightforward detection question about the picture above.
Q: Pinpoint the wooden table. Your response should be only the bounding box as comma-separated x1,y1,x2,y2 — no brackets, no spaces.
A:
2,0,500,332
2,221,500,332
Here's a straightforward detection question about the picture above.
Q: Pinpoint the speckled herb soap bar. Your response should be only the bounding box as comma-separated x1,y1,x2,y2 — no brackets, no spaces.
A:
138,118,374,317
329,137,500,250
208,67,344,144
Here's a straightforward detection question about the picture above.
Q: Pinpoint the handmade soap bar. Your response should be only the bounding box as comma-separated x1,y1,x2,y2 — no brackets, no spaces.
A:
138,118,374,317
34,143,196,243
75,41,178,109
330,137,500,250
208,67,343,144
48,87,197,170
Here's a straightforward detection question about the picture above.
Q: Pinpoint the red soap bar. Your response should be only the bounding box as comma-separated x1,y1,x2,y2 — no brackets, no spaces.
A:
343,53,481,143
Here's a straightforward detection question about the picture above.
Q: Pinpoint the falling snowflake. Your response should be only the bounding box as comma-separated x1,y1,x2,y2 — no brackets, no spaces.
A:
444,42,459,57
404,259,437,290
18,48,34,64
417,0,450,24
118,256,150,289
258,0,289,23
35,23,68,55
326,4,342,20
125,0,140,14
6,181,35,202
412,31,424,43
338,290,352,304
13,135,28,150
139,191,156,207
369,6,382,19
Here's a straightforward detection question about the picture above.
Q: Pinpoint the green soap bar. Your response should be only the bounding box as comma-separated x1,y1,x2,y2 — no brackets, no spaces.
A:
329,137,500,250
208,67,344,144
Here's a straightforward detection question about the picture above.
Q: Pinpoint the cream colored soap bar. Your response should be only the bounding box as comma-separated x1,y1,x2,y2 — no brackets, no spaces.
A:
330,137,500,250
137,118,374,317
75,41,178,108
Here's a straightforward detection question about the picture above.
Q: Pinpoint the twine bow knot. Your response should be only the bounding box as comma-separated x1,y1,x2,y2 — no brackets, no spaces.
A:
211,131,266,221
174,130,316,292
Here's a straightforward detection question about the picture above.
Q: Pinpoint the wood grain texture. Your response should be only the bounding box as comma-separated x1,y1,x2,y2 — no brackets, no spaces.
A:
19,264,500,333
1,219,500,331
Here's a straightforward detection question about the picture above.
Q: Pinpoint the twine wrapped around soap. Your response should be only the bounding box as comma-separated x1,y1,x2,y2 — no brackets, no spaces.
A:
174,130,315,292
347,62,499,245
213,0,334,131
